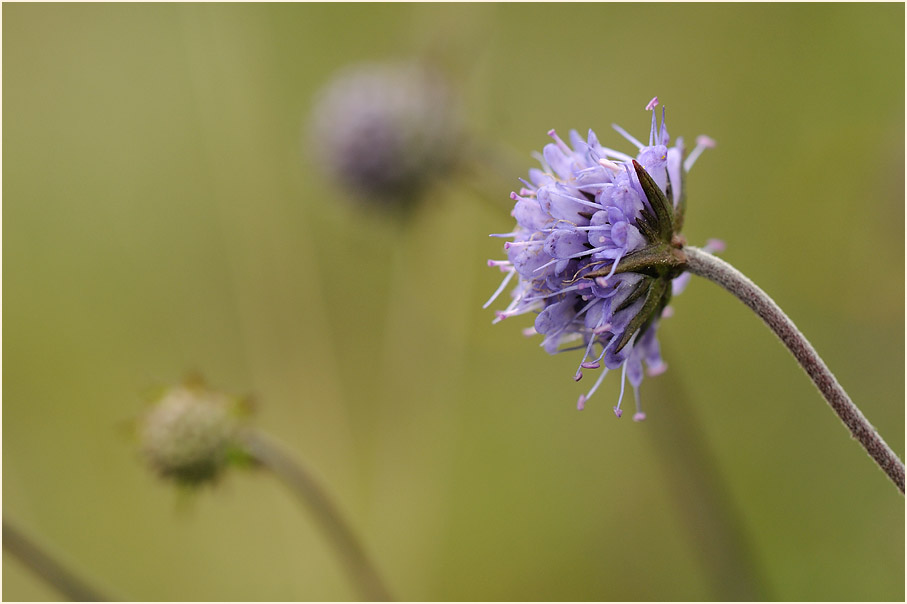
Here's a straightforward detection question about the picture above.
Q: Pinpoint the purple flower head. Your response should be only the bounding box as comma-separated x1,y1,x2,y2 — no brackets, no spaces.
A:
310,61,463,205
486,97,718,419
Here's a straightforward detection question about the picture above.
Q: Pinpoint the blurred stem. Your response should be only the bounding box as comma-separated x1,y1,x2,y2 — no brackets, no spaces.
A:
683,246,905,493
3,518,109,602
238,429,393,602
647,363,769,600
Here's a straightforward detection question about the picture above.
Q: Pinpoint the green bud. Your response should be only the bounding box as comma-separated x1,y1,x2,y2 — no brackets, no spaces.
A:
139,381,247,487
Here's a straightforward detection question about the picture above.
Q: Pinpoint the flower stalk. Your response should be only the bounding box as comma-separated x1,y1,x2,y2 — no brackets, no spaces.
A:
3,518,111,602
681,246,905,493
237,429,393,601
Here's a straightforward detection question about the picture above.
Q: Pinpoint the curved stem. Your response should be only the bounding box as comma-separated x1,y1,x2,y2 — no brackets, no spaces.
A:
683,246,905,493
238,429,393,601
3,518,110,601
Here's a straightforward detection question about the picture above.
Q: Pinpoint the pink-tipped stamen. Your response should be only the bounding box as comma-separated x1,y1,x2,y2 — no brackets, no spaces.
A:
632,385,646,421
548,129,571,154
704,238,726,254
645,96,659,111
683,135,717,172
574,309,607,376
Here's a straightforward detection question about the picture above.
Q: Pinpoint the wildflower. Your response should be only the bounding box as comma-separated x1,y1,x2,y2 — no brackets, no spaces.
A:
309,61,462,205
138,380,247,487
486,97,716,419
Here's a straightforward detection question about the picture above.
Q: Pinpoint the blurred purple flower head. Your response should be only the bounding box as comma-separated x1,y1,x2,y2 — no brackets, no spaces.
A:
486,98,717,419
310,61,463,205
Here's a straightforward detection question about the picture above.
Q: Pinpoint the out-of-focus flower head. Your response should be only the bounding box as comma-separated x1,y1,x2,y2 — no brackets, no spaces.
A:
309,60,463,206
486,97,719,420
139,378,249,487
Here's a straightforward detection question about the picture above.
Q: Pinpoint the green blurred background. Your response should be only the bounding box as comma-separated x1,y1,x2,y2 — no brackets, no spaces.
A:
3,3,904,601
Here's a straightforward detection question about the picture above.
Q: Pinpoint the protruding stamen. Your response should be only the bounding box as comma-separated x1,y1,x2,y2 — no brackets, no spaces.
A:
521,281,591,302
683,135,717,172
612,123,644,150
553,189,606,210
632,385,646,421
483,268,516,309
648,103,657,146
598,158,622,172
493,309,519,323
645,96,659,111
574,310,606,377
659,106,667,146
548,129,571,154
578,366,610,411
613,356,629,418
594,251,625,285
661,306,675,319
503,240,536,250
599,147,634,162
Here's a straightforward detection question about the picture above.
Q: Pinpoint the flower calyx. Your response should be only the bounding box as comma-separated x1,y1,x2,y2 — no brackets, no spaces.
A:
583,160,689,353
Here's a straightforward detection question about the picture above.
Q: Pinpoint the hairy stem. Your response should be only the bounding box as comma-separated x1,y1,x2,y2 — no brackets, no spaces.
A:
3,518,110,601
683,246,905,493
238,430,393,601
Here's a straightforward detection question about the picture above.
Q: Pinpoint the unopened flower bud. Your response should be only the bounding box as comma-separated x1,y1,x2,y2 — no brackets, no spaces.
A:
139,383,243,487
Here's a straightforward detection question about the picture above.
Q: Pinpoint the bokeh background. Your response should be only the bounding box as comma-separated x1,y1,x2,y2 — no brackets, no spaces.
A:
3,3,904,601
